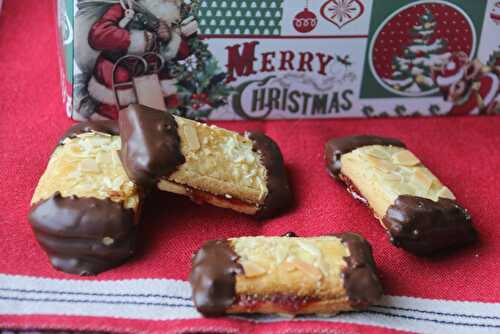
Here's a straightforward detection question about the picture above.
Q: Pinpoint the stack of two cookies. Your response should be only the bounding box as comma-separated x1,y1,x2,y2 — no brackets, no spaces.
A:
28,104,292,276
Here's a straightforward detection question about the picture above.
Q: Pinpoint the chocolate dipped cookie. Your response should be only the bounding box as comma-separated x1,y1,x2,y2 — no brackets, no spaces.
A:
325,135,476,255
190,233,382,316
119,104,292,219
29,122,140,275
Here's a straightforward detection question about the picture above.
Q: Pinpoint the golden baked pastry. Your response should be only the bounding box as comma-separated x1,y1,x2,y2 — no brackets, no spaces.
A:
29,122,140,276
190,233,382,316
120,104,292,218
325,135,476,255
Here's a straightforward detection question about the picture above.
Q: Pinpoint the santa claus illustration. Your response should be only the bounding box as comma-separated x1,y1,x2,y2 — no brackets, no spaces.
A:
75,0,198,119
432,52,500,115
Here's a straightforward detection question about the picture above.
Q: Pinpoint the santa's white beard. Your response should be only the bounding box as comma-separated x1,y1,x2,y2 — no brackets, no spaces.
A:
140,0,181,25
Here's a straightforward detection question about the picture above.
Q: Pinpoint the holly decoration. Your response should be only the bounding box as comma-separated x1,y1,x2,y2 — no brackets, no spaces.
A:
372,3,475,96
166,0,233,120
293,1,317,33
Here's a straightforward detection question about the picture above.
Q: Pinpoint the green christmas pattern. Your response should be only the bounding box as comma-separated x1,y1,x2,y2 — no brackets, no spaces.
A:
198,0,283,35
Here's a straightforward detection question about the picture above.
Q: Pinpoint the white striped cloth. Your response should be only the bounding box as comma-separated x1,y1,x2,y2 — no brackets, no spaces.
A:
0,274,499,334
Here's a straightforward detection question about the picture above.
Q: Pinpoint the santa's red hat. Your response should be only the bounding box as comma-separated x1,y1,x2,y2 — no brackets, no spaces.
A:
448,73,500,115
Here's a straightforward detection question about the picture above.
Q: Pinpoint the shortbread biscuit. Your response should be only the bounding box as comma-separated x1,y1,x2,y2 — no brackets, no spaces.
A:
119,104,292,218
325,135,476,255
29,121,140,275
190,233,382,316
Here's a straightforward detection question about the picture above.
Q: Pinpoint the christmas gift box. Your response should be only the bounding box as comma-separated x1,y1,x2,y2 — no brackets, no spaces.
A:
56,0,500,120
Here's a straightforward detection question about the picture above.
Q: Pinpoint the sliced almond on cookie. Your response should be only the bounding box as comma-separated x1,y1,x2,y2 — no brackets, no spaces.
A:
392,150,420,166
367,156,397,172
365,147,390,160
412,168,433,195
183,125,201,151
290,259,323,281
240,260,267,278
437,186,456,200
80,159,100,173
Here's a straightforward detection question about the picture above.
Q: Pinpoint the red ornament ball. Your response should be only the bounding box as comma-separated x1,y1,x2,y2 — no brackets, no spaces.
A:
293,8,317,33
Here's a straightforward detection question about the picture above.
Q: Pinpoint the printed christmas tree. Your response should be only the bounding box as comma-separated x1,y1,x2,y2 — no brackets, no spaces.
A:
383,8,449,93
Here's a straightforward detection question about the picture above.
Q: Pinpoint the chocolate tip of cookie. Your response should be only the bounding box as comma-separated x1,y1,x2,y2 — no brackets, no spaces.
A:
324,135,406,177
335,232,383,309
247,132,293,219
383,195,477,256
29,192,136,276
59,120,120,144
190,240,243,316
119,104,185,189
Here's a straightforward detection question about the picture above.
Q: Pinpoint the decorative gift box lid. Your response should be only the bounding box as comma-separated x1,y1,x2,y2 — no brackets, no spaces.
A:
56,0,500,120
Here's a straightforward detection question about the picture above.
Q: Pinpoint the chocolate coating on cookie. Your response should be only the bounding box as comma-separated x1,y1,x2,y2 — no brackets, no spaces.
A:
119,104,185,189
60,120,119,143
29,193,136,275
190,240,243,316
247,132,292,219
336,232,383,309
325,135,405,178
383,196,476,256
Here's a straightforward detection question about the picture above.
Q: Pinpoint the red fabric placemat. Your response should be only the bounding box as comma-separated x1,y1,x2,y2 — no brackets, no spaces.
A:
1,1,500,333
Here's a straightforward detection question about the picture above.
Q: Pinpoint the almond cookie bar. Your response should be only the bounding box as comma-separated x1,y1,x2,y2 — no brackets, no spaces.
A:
119,104,292,218
29,121,140,275
324,135,476,255
190,233,382,316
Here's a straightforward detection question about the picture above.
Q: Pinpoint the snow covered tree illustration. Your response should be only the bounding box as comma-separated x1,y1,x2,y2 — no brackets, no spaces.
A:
384,8,449,94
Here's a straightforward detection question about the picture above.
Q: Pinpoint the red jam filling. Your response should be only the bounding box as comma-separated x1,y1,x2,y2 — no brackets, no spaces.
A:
235,294,319,313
